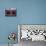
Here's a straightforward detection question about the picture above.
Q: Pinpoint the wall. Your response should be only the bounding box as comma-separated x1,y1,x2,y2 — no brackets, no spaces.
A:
0,0,46,44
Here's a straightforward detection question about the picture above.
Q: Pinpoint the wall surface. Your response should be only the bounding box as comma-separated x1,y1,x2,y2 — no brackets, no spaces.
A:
0,0,46,44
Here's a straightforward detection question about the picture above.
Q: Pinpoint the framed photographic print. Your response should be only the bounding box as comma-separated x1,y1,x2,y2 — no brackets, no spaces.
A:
5,8,16,16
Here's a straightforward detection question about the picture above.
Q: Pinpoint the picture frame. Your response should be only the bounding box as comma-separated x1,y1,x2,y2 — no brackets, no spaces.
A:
5,8,16,16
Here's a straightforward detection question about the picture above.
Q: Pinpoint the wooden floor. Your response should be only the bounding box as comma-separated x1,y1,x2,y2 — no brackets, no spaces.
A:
0,40,46,46
19,40,46,46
